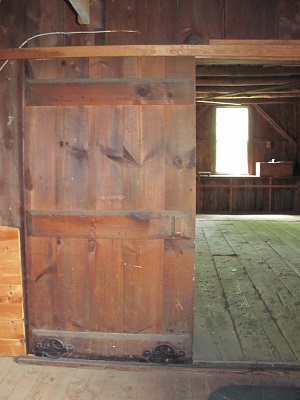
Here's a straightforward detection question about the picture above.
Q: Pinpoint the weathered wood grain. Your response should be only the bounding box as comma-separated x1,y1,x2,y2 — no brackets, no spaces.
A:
87,57,125,336
26,78,194,106
194,226,244,361
0,0,25,228
0,227,25,356
105,0,146,45
27,210,194,239
24,56,196,360
278,0,300,39
225,0,277,39
0,320,24,339
1,356,299,400
31,329,190,359
146,0,178,44
195,217,300,363
178,0,223,44
3,44,300,64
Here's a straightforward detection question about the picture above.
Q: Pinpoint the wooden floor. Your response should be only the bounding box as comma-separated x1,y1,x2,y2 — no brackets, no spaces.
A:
194,215,300,363
0,356,300,399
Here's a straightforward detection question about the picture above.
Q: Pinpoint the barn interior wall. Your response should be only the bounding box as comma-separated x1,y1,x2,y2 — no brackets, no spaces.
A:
196,103,300,175
1,0,300,228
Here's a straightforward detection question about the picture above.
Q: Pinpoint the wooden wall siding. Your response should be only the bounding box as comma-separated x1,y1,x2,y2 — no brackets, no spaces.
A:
104,0,300,44
225,0,278,39
25,0,65,48
0,227,25,356
1,0,300,224
196,104,299,175
178,0,224,44
196,177,300,214
253,104,298,171
104,0,146,45
278,0,300,39
0,0,25,229
145,0,178,45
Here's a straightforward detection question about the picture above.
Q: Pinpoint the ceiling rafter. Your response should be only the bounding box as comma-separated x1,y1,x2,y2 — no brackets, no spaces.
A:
253,105,297,147
68,0,90,25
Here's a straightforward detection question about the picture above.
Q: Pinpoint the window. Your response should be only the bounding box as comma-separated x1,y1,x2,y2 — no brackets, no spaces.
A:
215,107,249,175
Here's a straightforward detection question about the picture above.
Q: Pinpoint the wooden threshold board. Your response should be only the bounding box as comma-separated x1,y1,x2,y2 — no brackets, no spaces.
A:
17,356,300,372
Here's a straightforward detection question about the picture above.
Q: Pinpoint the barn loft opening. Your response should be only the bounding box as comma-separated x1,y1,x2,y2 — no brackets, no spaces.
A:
215,106,249,175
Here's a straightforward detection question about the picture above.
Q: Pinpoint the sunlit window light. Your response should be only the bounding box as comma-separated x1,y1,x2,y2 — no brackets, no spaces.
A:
216,107,249,175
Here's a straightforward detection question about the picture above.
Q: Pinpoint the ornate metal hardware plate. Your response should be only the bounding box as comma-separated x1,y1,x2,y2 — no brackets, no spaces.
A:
33,338,74,359
143,344,186,364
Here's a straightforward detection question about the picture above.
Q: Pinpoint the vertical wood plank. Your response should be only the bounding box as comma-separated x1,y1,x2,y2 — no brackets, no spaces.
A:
164,239,195,335
24,107,58,350
26,238,59,330
88,239,123,332
87,58,125,334
24,107,57,209
145,0,178,44
165,104,196,212
0,0,25,228
0,60,23,228
123,239,164,334
88,106,124,210
56,238,89,331
178,0,224,44
25,0,65,79
225,0,278,39
55,107,90,331
122,57,166,335
278,0,300,39
63,0,104,76
164,58,195,358
56,107,89,210
25,0,65,47
105,0,146,44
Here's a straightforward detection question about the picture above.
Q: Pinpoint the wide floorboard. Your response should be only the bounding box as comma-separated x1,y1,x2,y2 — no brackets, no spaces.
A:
194,215,300,363
0,357,300,399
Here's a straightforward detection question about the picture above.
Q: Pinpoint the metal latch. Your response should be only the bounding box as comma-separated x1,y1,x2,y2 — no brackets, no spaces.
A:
33,338,74,359
143,344,186,364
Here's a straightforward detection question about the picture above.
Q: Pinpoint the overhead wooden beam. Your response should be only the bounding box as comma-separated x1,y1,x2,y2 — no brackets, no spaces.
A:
197,91,300,100
1,43,300,64
68,0,90,25
253,105,297,147
196,76,300,87
196,98,299,104
196,65,300,77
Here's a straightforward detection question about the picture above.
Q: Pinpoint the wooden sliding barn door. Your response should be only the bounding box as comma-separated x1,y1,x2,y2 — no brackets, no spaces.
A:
23,57,195,361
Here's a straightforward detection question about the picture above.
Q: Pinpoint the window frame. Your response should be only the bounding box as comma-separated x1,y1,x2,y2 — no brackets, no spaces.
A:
213,105,254,175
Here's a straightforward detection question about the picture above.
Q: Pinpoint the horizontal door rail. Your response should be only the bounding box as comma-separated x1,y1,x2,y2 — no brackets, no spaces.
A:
26,210,194,240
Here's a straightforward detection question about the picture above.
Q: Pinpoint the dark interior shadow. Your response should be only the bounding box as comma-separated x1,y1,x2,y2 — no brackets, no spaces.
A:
207,385,300,400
